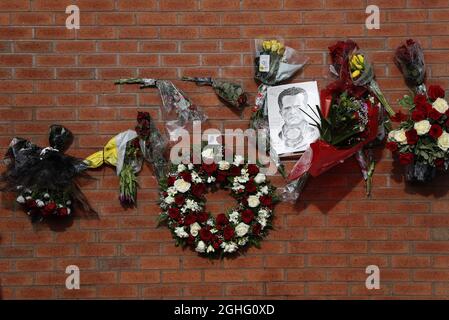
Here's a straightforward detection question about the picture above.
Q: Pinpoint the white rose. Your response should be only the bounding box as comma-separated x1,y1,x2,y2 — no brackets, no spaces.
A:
433,97,449,114
206,245,215,253
254,173,266,184
260,185,269,195
16,195,25,204
188,163,194,170
201,148,215,161
190,222,201,236
235,222,249,237
438,131,449,151
174,227,189,238
177,164,186,173
174,179,191,193
248,195,260,208
218,160,230,170
414,120,431,136
36,200,45,208
164,196,175,204
233,155,244,166
392,129,407,144
195,241,206,253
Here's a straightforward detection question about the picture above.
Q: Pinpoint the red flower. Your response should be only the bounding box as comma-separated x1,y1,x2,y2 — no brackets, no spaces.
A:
414,94,428,107
429,108,443,121
391,111,407,123
399,153,414,165
212,239,222,250
184,214,196,225
435,158,445,168
411,110,426,122
229,166,241,177
386,141,399,152
216,213,229,226
252,223,262,236
199,228,213,242
241,209,254,224
180,172,191,182
57,207,68,217
168,207,181,221
245,180,257,193
429,124,443,139
26,199,37,208
43,202,56,214
197,212,209,223
191,183,206,198
167,176,176,186
223,226,235,241
260,196,273,207
405,129,418,145
202,163,217,175
175,195,185,206
428,85,445,101
187,235,195,245
216,173,227,183
247,164,259,176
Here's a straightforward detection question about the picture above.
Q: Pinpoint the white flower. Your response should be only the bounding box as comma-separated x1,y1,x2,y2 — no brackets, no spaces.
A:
218,160,230,170
16,195,25,204
237,173,249,184
67,208,71,215
221,241,238,253
207,218,215,227
414,120,431,136
233,155,244,166
210,228,218,234
254,173,266,184
390,129,407,144
258,209,270,218
433,97,449,114
195,241,206,253
36,200,45,208
235,222,250,237
174,179,191,193
174,227,189,238
188,163,194,170
190,222,201,236
184,199,200,212
206,245,215,253
260,185,269,195
167,186,177,197
25,196,32,201
164,196,175,204
207,176,216,183
238,237,248,246
257,217,267,229
229,211,239,224
191,171,203,184
202,148,215,161
177,164,186,173
43,193,50,199
66,200,71,206
438,131,449,151
232,182,244,192
248,195,260,208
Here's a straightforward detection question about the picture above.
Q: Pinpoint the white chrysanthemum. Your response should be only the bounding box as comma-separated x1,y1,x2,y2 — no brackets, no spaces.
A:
258,208,270,218
235,222,250,237
177,164,186,173
260,185,269,195
218,160,230,170
248,195,260,208
207,176,216,183
167,186,177,197
254,173,266,184
191,171,203,184
207,218,215,227
185,199,200,212
221,241,238,253
174,227,189,238
238,237,248,246
438,131,449,151
229,211,239,224
190,222,201,236
195,241,206,253
202,148,215,161
164,196,175,204
257,217,267,229
433,97,449,114
414,120,431,136
174,179,191,193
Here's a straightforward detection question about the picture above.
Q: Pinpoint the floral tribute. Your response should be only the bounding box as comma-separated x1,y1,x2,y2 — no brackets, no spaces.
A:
158,150,278,257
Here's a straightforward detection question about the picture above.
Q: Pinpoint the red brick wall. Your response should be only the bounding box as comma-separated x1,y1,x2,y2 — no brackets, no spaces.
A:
1,0,449,299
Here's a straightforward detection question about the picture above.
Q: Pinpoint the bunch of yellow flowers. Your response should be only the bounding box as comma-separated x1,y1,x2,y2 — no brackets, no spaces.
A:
262,39,285,56
350,54,365,79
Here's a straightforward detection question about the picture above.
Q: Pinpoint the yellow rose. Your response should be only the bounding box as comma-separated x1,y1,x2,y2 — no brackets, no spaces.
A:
262,40,271,51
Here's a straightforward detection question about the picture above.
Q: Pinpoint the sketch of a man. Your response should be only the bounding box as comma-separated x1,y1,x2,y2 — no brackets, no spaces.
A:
278,87,309,148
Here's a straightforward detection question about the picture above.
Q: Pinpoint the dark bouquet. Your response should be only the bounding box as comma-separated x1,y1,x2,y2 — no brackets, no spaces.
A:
394,39,426,94
115,78,206,138
181,77,247,110
0,125,95,222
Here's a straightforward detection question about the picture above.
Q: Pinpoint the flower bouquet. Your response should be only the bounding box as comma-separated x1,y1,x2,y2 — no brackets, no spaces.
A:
251,39,309,176
86,112,168,206
394,39,426,94
387,85,449,182
181,76,248,110
115,78,206,139
0,125,95,222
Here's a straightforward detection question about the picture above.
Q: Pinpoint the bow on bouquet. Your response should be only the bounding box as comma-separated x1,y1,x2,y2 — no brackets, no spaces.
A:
250,39,309,176
181,77,248,110
85,112,168,206
387,39,449,182
115,78,206,139
0,125,95,222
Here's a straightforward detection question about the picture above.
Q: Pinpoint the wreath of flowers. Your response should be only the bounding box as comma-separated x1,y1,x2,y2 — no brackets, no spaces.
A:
158,151,278,257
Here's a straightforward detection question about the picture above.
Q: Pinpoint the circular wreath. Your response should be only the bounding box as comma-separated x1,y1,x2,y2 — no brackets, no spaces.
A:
158,152,278,257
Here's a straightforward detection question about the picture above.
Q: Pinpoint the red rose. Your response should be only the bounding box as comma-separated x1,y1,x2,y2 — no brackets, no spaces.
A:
184,214,197,225
191,183,206,198
26,199,37,208
180,172,191,182
429,108,443,121
416,102,432,114
199,228,213,242
230,166,241,177
429,124,443,139
386,141,398,152
212,239,222,250
411,110,426,122
197,212,209,223
406,129,418,145
57,207,68,216
223,226,235,241
428,85,445,101
202,163,217,175
241,209,254,224
247,164,259,176
252,223,262,236
167,176,176,186
446,118,449,129
391,111,407,123
399,153,414,165
168,207,181,221
245,180,257,193
435,158,445,168
187,235,195,245
414,94,428,107
216,213,229,226
43,202,56,213
216,173,226,183
260,196,273,207
175,195,185,206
